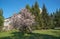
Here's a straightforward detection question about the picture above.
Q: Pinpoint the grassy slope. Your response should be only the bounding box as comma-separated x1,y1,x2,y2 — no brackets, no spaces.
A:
0,29,60,39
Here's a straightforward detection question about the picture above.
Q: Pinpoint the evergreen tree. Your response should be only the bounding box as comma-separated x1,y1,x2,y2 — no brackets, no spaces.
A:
41,4,50,29
26,4,31,12
34,1,40,16
0,9,4,26
50,13,55,29
0,9,4,31
31,5,34,14
54,9,60,27
32,1,41,29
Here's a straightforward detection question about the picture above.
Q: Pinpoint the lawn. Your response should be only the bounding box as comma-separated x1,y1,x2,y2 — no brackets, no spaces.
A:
0,29,60,39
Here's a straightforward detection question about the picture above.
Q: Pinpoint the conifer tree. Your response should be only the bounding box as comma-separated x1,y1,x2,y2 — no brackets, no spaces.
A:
26,4,31,12
54,9,60,27
32,1,41,29
0,9,4,26
49,13,55,29
0,9,4,31
41,4,50,29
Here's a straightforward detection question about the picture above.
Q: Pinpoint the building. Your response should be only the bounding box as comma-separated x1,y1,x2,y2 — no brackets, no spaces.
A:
3,17,13,31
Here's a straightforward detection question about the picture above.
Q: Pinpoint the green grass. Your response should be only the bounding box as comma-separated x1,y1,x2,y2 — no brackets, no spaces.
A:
0,29,60,39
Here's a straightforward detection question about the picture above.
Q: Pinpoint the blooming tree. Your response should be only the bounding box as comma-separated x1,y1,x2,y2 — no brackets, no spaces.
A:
11,8,35,32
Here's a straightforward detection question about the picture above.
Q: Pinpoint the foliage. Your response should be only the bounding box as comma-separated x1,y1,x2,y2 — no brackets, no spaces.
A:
0,9,4,31
52,9,60,27
11,8,35,33
40,4,50,29
0,9,4,26
31,1,41,29
25,2,60,30
26,4,31,11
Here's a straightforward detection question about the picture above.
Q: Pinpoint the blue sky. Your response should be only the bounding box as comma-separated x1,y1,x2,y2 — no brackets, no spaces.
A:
0,0,60,18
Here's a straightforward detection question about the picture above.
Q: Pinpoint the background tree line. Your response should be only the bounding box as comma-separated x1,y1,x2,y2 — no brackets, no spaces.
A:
25,1,60,30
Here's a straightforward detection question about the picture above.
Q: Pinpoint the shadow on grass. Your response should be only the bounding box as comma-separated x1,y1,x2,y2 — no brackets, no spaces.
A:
0,32,60,39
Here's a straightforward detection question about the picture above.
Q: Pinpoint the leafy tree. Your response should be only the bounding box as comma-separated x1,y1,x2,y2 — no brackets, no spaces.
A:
11,8,35,33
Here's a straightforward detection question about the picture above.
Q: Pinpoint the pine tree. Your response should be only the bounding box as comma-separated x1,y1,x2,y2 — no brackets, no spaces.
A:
26,4,31,12
0,9,4,26
34,1,40,16
41,4,50,29
54,9,60,27
0,9,4,31
31,1,41,29
50,13,55,29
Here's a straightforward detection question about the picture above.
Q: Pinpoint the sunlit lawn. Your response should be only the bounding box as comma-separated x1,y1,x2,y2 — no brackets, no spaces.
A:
0,29,60,39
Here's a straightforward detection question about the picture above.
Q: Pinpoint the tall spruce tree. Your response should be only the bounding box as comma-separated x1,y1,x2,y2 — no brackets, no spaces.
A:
32,1,41,29
41,4,50,29
26,4,31,11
